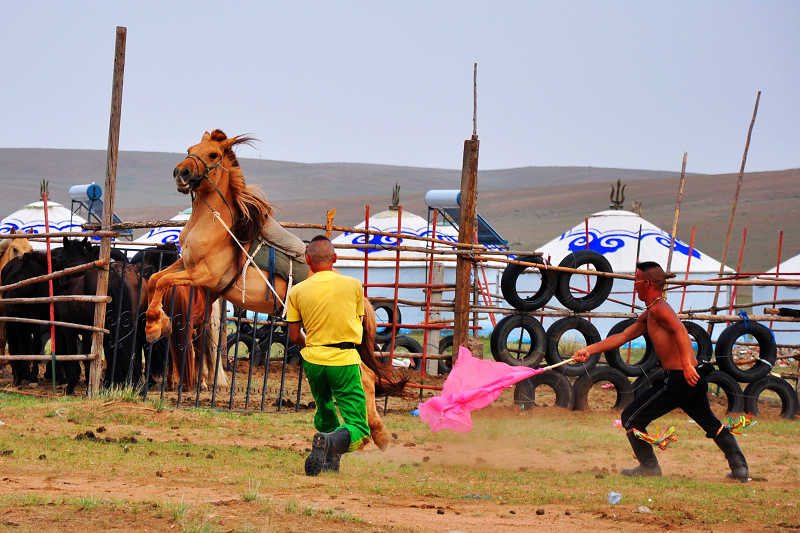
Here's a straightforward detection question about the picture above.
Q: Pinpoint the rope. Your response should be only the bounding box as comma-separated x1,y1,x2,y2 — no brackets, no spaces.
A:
737,310,751,331
241,240,264,304
208,209,285,309
735,310,774,368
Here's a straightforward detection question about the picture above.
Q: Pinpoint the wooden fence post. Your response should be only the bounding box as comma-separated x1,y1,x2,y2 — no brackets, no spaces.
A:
88,26,126,396
453,135,479,352
425,262,443,375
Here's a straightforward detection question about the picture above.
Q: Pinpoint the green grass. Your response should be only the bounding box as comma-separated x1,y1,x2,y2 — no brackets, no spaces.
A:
242,479,261,502
167,500,189,522
1,389,799,530
98,383,143,402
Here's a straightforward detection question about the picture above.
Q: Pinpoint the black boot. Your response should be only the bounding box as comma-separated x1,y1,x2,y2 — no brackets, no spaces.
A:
322,453,341,473
621,431,662,477
713,428,749,482
305,428,351,476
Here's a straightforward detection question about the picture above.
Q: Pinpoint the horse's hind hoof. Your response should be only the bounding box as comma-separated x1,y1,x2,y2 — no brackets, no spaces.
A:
371,427,390,451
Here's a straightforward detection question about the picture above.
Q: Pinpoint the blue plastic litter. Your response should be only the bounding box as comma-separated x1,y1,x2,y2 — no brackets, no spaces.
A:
607,491,622,505
410,408,420,416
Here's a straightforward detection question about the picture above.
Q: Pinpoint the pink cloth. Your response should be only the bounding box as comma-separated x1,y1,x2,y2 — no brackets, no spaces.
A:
418,347,544,433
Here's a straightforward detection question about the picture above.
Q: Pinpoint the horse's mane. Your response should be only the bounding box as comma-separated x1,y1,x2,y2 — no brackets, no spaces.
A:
210,129,273,244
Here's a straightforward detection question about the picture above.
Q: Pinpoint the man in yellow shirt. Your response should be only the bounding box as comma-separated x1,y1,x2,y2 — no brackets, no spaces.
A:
287,235,371,476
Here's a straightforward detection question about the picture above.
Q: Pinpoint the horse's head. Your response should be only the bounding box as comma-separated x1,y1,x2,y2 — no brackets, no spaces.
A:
173,130,253,195
0,229,33,267
55,237,95,267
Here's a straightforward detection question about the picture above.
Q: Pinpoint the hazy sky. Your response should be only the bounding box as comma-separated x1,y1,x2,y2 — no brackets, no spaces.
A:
1,1,797,173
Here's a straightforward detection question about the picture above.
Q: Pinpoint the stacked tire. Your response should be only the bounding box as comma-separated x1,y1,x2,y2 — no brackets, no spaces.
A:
499,252,796,418
500,251,621,411
713,320,796,419
500,251,613,315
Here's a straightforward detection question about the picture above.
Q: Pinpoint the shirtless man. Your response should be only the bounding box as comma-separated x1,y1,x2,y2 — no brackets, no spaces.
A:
574,261,749,481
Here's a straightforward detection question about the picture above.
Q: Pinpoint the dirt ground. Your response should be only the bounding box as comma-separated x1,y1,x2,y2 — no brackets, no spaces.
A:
1,359,799,533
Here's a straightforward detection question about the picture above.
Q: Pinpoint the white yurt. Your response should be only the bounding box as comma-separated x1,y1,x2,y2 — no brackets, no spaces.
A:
0,201,87,251
332,208,471,335
526,209,734,338
752,252,800,345
133,207,191,246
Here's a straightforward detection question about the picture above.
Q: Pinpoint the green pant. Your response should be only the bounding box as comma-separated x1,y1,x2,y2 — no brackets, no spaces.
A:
303,361,370,451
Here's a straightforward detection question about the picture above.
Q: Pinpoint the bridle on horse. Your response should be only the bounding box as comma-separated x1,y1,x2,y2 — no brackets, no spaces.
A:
181,151,288,310
184,152,236,223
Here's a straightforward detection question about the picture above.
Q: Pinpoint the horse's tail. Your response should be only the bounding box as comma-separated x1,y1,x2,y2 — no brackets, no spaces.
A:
359,298,407,396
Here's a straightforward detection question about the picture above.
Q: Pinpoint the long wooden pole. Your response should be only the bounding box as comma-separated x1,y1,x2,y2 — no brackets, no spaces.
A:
0,231,116,239
454,64,480,352
0,259,107,294
665,152,688,274
707,90,761,335
89,26,126,396
0,316,109,333
769,230,784,331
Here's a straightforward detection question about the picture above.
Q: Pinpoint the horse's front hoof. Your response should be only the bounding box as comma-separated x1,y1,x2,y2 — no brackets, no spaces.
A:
145,314,172,343
145,323,162,344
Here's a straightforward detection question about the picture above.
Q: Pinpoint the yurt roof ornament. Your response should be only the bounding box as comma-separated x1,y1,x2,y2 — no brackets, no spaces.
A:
389,183,400,211
609,179,626,210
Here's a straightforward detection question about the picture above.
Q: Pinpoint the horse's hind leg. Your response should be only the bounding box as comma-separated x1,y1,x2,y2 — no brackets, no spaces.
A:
360,363,390,451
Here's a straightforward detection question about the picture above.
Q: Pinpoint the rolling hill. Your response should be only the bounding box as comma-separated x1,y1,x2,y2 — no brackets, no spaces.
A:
0,147,797,272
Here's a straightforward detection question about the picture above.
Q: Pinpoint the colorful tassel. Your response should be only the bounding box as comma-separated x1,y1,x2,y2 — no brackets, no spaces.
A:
633,426,678,450
726,414,757,435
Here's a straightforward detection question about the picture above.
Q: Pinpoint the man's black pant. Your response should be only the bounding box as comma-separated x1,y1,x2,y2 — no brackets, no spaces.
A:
622,369,722,438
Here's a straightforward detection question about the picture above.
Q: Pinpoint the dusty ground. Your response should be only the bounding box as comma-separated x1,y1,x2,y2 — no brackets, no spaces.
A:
1,367,799,533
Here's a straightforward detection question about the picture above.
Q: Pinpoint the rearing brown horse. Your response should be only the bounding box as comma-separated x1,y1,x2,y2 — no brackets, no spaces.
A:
145,129,398,450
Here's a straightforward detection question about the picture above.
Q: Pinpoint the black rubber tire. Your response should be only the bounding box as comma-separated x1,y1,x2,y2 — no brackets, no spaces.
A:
743,376,798,419
631,367,665,397
226,331,265,366
705,370,745,414
554,250,614,312
715,321,777,383
500,255,557,311
683,320,713,363
437,335,454,374
385,335,423,370
603,318,658,376
490,314,547,367
572,365,633,411
544,316,601,377
514,371,574,409
373,303,401,343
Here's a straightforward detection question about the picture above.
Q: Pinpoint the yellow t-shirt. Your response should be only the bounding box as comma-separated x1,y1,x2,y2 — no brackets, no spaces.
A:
285,270,364,366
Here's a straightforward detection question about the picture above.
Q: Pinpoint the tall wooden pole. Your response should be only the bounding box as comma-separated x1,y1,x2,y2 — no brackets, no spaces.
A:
665,152,688,274
88,26,126,396
454,63,480,352
707,91,760,336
